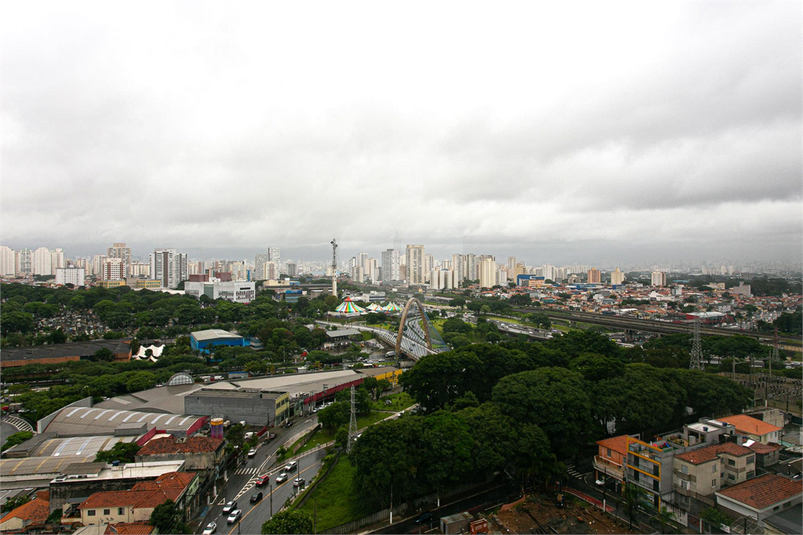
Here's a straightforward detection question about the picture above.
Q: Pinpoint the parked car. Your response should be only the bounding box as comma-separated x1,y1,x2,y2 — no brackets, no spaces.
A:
284,460,297,472
222,501,236,513
276,472,289,483
247,448,257,457
256,474,270,487
227,510,242,524
293,477,305,487
250,491,263,503
202,522,216,535
285,420,294,428
414,511,433,524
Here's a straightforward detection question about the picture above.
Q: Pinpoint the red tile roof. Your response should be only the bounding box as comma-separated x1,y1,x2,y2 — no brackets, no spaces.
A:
747,441,782,454
719,415,782,437
80,472,196,511
717,474,802,510
675,442,753,465
596,435,630,456
137,436,223,456
0,495,50,525
104,521,154,535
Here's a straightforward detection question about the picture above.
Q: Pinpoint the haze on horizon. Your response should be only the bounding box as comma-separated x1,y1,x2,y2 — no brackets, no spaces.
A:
2,1,801,266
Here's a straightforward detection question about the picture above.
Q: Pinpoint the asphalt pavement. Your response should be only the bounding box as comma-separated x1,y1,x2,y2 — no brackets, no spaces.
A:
195,414,324,535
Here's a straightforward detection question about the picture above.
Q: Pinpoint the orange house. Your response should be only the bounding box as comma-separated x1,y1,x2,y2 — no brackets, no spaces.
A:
593,435,629,489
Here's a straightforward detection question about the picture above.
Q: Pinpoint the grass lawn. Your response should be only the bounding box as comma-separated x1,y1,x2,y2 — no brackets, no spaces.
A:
370,392,414,412
290,410,403,457
295,456,373,531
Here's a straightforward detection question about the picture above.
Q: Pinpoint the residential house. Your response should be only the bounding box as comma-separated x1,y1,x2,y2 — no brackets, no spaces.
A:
104,521,154,535
715,474,802,528
718,414,782,444
0,491,50,532
78,472,196,527
593,435,629,491
673,442,756,513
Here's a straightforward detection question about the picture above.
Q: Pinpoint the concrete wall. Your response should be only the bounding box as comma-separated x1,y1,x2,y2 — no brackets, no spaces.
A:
184,395,274,426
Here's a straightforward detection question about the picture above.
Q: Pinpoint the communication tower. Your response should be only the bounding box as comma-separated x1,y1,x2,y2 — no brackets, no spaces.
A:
689,317,704,370
330,238,338,298
347,386,358,453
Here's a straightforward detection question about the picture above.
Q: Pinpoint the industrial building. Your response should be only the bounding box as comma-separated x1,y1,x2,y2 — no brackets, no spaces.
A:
184,389,289,427
190,329,247,353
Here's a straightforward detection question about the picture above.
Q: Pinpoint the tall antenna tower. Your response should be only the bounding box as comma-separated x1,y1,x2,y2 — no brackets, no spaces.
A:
771,327,780,366
330,238,338,298
689,317,704,370
347,386,358,453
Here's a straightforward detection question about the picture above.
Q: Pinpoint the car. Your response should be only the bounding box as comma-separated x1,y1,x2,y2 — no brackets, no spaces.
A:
276,472,289,483
414,511,434,524
227,510,242,524
222,501,236,513
256,474,270,487
595,478,606,486
284,461,297,472
293,477,305,487
285,420,294,428
248,448,257,457
250,491,263,503
202,522,217,535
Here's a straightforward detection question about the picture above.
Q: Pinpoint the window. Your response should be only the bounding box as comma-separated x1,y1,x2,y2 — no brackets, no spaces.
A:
747,456,754,464
728,474,735,481
103,509,110,515
681,465,688,474
118,508,124,515
712,464,717,472
88,510,96,517
747,471,754,479
727,459,736,466
607,448,612,457
712,480,717,488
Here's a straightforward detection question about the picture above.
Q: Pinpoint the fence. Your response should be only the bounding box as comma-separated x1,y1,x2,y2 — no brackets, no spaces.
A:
293,449,339,510
326,503,410,534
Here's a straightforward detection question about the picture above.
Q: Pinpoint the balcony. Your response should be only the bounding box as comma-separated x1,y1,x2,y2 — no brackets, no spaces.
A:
593,455,624,481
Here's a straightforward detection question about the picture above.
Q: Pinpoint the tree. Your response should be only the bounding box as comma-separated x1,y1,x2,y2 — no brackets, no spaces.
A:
492,367,592,458
1,495,30,513
317,401,350,430
92,348,115,362
225,423,245,453
652,506,675,534
699,507,734,531
335,426,349,450
622,483,644,530
2,431,33,452
261,509,314,534
95,442,141,463
150,499,189,534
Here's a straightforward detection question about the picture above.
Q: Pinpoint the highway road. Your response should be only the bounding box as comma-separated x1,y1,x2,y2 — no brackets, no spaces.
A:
196,414,323,535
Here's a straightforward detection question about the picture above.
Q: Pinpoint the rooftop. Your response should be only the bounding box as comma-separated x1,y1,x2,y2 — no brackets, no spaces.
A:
2,340,131,362
104,522,154,535
596,435,630,455
137,436,223,456
675,442,753,465
191,329,242,342
719,414,783,437
44,406,204,436
0,492,49,525
79,472,195,510
716,474,802,510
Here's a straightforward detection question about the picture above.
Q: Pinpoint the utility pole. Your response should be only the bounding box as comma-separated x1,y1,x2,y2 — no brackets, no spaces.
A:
330,239,338,298
269,483,273,517
347,386,358,453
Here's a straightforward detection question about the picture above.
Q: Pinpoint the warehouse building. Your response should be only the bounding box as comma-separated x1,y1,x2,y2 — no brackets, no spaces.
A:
184,389,289,427
190,329,247,353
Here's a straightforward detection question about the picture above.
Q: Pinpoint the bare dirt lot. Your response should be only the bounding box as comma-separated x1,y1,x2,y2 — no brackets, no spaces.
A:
491,494,641,534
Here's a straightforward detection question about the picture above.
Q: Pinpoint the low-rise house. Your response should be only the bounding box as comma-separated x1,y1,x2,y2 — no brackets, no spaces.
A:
715,474,802,528
593,435,629,490
103,522,154,535
746,440,782,468
719,414,782,444
78,472,196,527
673,442,756,512
135,436,224,474
0,491,50,533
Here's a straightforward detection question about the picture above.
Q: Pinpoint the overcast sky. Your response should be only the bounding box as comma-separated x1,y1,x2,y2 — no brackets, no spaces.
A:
2,1,801,267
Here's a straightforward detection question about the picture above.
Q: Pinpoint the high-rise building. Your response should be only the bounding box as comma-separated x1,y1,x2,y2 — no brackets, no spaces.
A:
452,254,465,284
107,243,131,276
102,258,125,281
287,263,298,277
129,261,151,277
587,267,601,284
363,258,378,283
406,245,425,286
382,249,400,282
479,257,497,288
0,246,15,277
268,247,281,274
56,267,85,286
254,253,268,280
651,271,667,287
424,254,435,280
611,267,625,285
151,249,188,289
51,249,65,273
466,254,478,281
17,248,32,275
33,247,53,276
507,257,517,281
264,261,278,280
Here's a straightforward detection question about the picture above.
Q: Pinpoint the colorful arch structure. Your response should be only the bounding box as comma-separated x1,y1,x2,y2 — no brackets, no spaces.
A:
395,297,448,356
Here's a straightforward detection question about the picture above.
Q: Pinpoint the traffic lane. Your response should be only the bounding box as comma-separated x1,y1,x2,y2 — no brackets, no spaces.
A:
229,451,326,535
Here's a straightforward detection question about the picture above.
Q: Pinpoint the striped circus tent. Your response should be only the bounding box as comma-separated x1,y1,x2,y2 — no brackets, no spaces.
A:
334,297,367,315
366,303,382,311
383,302,402,312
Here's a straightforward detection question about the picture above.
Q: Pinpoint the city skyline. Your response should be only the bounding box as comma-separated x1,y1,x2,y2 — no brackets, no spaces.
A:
2,2,800,265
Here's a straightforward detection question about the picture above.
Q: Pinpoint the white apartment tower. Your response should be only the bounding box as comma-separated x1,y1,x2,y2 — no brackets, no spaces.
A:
611,267,625,285
479,257,497,289
651,271,667,287
56,267,85,286
33,247,53,276
107,243,132,276
0,246,15,277
17,248,32,275
268,247,281,273
150,249,188,289
381,249,400,282
406,245,425,286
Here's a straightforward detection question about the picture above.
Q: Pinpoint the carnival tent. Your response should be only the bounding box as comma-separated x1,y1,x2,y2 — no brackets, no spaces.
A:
334,297,367,315
383,302,402,312
366,303,383,311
